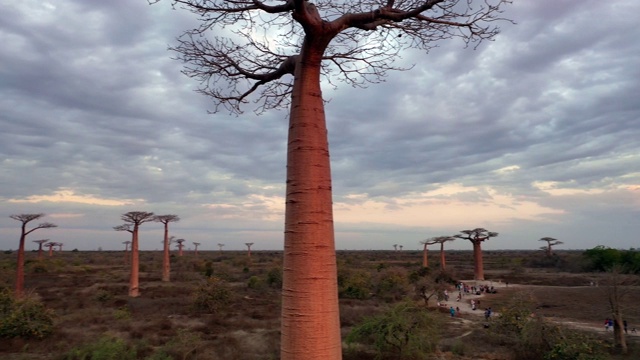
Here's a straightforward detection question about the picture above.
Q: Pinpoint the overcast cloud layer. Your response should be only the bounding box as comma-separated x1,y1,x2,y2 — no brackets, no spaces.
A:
1,1,639,252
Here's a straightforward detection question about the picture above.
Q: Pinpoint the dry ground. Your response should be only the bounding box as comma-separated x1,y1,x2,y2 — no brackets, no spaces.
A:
0,249,638,359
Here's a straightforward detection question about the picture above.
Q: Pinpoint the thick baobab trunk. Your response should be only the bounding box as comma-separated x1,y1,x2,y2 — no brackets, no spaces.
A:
472,240,484,280
439,243,446,271
422,244,428,268
15,232,26,297
280,40,342,360
129,226,140,297
162,225,170,282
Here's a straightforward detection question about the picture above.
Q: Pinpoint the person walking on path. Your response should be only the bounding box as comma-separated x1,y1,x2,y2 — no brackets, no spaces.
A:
450,306,456,318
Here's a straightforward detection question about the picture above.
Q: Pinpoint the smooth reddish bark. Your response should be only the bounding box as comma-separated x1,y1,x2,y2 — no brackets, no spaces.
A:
472,240,484,280
130,225,140,297
422,243,429,268
280,36,341,360
439,242,447,271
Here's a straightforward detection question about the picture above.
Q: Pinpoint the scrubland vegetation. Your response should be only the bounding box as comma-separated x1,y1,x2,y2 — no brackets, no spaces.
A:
1,248,639,359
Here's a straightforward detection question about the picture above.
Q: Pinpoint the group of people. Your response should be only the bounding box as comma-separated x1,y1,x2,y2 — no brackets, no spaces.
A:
604,318,636,334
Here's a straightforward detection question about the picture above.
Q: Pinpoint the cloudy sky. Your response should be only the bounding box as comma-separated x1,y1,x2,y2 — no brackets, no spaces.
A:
1,1,639,252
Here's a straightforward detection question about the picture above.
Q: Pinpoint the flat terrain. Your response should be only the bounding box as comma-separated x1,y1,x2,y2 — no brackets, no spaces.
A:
1,249,638,359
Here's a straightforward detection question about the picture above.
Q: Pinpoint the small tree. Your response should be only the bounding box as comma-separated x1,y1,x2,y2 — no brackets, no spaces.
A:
114,211,155,297
175,239,186,256
33,239,49,260
539,236,563,257
602,266,630,354
455,228,497,280
245,242,254,259
154,215,180,282
10,214,57,297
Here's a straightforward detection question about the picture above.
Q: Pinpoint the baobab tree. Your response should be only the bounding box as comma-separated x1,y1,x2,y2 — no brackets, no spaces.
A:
455,228,498,280
193,242,201,256
245,242,254,258
217,243,224,254
539,237,563,257
114,211,155,297
420,236,454,270
45,242,57,257
154,214,180,282
33,239,49,260
10,213,57,297
175,239,186,256
123,240,131,264
153,1,510,358
399,245,403,251
57,243,64,252
393,244,398,252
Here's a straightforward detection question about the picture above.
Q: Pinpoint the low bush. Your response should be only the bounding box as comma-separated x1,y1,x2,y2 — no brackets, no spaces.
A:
0,287,55,339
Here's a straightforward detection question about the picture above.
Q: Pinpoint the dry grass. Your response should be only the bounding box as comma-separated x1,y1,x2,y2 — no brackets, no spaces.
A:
1,249,639,359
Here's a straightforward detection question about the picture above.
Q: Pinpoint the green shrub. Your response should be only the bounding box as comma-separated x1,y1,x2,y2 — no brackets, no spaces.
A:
62,336,136,360
191,277,232,313
247,275,265,290
266,267,282,288
346,302,440,360
338,269,372,300
0,288,55,339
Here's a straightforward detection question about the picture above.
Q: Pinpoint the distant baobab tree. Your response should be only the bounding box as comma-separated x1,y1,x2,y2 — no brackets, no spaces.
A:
399,245,403,251
245,243,254,258
33,239,49,260
114,211,155,297
123,240,131,264
153,0,512,358
420,236,454,269
217,243,225,254
393,244,398,251
154,215,180,282
57,243,63,252
10,213,57,297
193,242,201,257
45,242,57,257
175,239,186,256
455,228,498,280
539,237,563,257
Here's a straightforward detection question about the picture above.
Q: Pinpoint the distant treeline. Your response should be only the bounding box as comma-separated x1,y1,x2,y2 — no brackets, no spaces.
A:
582,245,640,273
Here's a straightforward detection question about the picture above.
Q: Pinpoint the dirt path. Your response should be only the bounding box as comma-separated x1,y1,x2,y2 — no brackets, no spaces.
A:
445,280,640,339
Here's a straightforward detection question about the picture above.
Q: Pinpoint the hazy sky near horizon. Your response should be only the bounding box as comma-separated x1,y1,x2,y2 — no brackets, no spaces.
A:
1,1,639,252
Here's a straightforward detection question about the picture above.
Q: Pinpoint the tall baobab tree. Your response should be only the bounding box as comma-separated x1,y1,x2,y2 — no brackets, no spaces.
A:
45,242,57,257
10,214,57,297
193,242,201,257
154,215,180,282
175,239,186,256
114,211,155,297
393,244,398,252
539,237,563,257
123,240,131,265
399,245,403,251
33,239,49,260
154,1,510,358
420,238,434,268
245,242,254,258
217,243,224,254
455,228,498,280
420,236,455,270
57,243,64,252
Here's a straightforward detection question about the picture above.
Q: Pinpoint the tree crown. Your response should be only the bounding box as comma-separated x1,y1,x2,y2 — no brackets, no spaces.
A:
156,0,512,113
